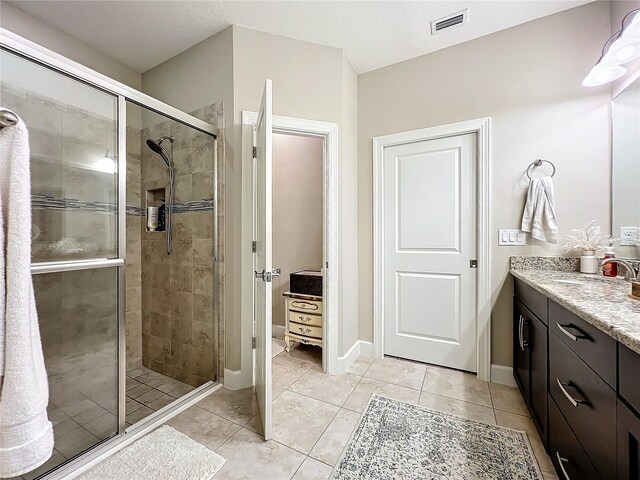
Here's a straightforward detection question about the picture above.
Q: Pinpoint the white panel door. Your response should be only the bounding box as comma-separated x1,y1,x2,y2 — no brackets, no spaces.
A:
383,134,477,372
254,79,273,439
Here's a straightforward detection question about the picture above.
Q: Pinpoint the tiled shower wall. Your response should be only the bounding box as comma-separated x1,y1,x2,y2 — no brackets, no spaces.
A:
125,125,143,363
134,103,224,387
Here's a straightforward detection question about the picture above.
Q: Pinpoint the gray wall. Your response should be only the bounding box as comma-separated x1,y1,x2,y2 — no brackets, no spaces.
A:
357,1,613,367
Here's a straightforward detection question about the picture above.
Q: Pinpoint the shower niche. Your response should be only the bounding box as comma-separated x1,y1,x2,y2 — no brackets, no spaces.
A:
145,186,168,232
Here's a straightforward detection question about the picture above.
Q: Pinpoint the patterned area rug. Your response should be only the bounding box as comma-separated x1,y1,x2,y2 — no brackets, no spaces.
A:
80,425,225,480
332,395,542,480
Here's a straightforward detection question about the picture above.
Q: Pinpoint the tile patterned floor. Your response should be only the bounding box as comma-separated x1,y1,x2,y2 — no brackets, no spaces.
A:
126,364,196,426
9,366,197,479
159,348,559,480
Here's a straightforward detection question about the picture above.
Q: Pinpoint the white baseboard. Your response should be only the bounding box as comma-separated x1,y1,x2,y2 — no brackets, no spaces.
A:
490,364,516,386
337,340,375,373
223,368,253,390
359,341,374,357
272,324,286,339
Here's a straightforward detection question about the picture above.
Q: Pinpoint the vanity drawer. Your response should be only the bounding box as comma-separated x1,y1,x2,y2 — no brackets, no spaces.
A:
288,297,323,315
549,300,616,387
549,396,600,480
289,322,322,339
514,278,547,325
618,344,640,415
549,331,616,480
288,311,322,327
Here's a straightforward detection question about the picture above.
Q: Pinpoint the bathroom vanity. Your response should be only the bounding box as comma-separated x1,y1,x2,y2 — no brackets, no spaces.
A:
511,266,640,479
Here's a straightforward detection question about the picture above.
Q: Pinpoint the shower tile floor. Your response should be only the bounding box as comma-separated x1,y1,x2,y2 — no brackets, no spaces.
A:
9,365,197,479
125,364,196,426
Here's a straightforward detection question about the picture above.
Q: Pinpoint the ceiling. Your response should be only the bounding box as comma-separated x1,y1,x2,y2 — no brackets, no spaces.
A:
7,0,592,74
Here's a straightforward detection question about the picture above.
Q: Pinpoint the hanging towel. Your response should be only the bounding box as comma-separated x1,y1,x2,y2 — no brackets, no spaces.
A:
0,113,54,477
521,176,558,244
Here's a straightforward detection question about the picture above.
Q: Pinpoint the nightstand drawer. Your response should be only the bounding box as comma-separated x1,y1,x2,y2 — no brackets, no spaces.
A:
288,311,322,327
289,322,322,339
288,298,323,314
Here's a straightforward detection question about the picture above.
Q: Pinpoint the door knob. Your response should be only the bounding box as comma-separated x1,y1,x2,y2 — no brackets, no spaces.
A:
255,268,281,282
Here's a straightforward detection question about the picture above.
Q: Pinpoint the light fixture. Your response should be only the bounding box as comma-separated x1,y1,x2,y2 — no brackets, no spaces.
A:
95,150,116,173
582,63,627,87
603,10,640,65
583,8,639,87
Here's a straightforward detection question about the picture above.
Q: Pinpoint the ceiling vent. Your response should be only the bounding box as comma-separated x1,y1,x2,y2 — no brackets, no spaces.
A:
431,9,469,35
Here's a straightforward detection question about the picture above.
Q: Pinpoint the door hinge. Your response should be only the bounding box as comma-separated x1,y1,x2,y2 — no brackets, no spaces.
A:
252,146,257,158
252,337,256,349
252,241,257,253
470,260,478,268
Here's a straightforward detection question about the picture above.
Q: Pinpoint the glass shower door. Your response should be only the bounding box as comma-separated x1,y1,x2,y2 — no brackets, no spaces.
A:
1,48,122,478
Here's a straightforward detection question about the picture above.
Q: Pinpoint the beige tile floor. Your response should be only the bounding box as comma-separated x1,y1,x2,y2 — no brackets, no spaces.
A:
161,346,559,480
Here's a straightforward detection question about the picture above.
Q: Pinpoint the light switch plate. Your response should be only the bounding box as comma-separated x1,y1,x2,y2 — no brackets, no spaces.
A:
499,229,526,246
620,227,638,246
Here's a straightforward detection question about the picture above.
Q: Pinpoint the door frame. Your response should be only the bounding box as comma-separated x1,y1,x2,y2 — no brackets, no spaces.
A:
372,118,492,381
241,111,339,382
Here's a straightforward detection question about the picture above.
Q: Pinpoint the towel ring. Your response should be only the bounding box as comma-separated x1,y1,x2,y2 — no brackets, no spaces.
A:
526,159,556,179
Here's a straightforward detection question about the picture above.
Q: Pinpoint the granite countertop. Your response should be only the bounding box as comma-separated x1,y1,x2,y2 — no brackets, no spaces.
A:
510,269,640,354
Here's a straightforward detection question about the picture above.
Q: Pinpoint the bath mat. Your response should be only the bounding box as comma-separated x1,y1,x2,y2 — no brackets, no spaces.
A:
332,394,542,480
80,425,225,480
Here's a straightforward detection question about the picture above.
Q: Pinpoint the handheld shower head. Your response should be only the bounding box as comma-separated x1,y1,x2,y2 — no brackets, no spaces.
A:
146,136,174,167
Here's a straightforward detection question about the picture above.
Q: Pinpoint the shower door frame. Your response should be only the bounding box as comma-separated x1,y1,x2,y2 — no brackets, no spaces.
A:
1,28,222,479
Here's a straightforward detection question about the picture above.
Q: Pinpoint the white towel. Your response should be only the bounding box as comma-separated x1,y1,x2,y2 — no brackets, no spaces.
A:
521,176,558,244
0,113,54,477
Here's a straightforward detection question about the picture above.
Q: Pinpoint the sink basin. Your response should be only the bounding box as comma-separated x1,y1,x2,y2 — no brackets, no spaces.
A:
552,279,586,285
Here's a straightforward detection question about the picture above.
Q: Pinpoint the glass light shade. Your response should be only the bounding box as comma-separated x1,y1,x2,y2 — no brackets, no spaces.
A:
582,63,627,86
603,38,640,65
602,11,640,65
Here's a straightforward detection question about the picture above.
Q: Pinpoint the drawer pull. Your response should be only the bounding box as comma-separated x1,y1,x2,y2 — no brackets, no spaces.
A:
556,322,587,342
556,379,587,407
297,326,312,334
291,300,319,311
556,452,571,480
297,315,312,323
518,315,528,351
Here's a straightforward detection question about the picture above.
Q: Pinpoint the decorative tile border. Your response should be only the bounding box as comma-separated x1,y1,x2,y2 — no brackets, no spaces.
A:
172,199,215,213
32,194,116,213
510,256,580,272
32,195,214,216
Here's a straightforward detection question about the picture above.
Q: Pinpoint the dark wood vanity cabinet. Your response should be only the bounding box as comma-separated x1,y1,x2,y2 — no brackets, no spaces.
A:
513,281,548,447
513,277,637,480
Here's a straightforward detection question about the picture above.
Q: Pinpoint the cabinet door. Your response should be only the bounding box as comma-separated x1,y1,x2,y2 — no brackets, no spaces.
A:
530,314,548,447
514,299,530,400
619,398,640,480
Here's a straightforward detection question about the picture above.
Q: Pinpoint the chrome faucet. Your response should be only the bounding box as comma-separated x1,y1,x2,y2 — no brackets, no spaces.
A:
601,258,640,281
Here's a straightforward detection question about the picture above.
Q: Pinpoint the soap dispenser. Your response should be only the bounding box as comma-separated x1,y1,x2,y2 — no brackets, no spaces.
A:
602,242,617,277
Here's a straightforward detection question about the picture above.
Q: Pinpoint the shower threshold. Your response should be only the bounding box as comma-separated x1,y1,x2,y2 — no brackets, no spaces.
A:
40,381,222,480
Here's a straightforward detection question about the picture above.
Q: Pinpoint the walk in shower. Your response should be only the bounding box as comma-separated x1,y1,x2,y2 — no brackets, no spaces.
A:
0,30,223,479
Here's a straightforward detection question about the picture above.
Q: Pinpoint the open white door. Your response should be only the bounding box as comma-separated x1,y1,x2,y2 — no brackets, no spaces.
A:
254,79,273,439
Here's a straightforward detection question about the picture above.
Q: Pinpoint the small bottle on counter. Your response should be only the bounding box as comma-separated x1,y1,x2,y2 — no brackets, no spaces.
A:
602,242,617,277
